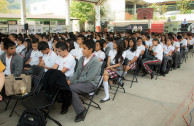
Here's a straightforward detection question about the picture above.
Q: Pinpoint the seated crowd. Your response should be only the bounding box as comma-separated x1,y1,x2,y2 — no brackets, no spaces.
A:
0,31,193,122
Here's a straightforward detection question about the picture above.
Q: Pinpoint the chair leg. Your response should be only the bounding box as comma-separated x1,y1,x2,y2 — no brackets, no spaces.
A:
130,75,135,88
5,96,12,111
9,99,18,117
112,83,120,101
155,67,160,80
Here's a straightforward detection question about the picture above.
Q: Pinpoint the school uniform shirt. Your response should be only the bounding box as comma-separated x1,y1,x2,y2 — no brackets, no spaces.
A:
173,42,180,52
74,42,79,49
190,38,194,45
94,50,105,64
55,53,76,77
16,44,25,53
29,50,43,66
160,43,165,48
152,44,163,61
108,49,123,64
107,42,114,50
83,53,95,66
70,47,83,60
180,39,188,46
0,60,5,72
164,45,175,55
137,44,145,56
42,50,57,72
48,42,52,49
0,48,4,56
145,40,152,48
122,48,139,61
4,55,12,75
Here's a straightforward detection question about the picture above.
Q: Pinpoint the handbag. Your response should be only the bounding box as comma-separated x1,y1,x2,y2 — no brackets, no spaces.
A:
5,74,31,96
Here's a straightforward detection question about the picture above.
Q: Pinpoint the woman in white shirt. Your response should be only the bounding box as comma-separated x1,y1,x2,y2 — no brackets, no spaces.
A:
94,40,105,64
142,39,163,79
101,38,124,103
161,37,175,75
122,38,139,76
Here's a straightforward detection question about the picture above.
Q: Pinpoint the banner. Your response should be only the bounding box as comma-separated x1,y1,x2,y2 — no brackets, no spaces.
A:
163,22,181,33
9,25,43,34
8,25,70,34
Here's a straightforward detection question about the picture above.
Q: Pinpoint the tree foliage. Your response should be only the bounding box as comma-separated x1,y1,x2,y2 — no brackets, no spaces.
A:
70,1,106,24
177,0,191,14
70,1,94,24
148,3,159,12
0,0,10,13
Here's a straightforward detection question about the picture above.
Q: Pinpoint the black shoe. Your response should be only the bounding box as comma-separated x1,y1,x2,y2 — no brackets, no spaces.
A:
141,73,147,77
61,107,68,114
75,108,86,123
161,73,166,77
151,72,154,79
100,98,110,103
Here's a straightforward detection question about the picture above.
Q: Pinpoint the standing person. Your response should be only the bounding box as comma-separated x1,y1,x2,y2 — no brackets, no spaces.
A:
133,25,137,32
142,39,163,79
0,59,5,101
138,25,143,32
101,38,124,103
67,40,101,122
127,25,132,33
167,17,171,22
38,41,57,72
182,18,188,28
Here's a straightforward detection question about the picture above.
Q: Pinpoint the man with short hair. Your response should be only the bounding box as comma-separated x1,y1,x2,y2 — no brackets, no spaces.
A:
70,35,85,60
9,34,17,46
52,42,76,79
38,41,57,72
67,40,101,122
0,38,23,77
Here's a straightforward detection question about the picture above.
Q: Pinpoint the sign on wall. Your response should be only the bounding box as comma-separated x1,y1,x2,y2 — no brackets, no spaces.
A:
137,8,153,20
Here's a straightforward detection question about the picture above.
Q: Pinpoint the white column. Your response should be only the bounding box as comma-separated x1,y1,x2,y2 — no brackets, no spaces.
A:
133,2,136,16
95,5,101,32
148,19,152,34
65,0,70,26
20,0,26,25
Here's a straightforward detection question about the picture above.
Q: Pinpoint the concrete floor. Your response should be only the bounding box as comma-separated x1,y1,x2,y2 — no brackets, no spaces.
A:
1,55,194,126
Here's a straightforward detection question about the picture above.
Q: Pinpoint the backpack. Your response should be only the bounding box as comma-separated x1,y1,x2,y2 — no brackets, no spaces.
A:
18,109,62,126
17,109,46,126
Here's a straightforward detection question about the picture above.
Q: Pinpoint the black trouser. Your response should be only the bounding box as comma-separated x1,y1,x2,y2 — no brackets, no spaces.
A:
142,59,162,74
173,52,181,68
162,55,172,73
